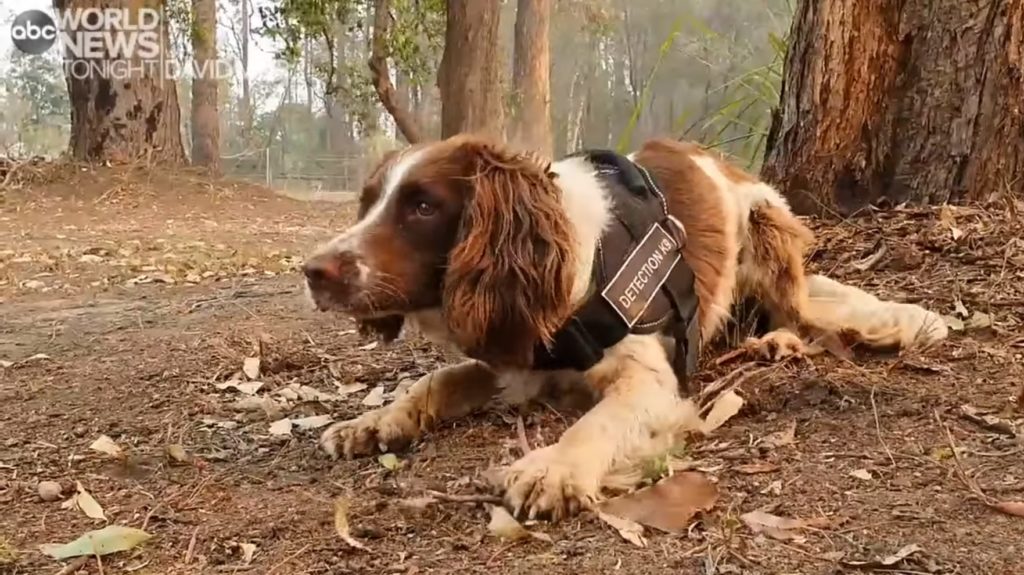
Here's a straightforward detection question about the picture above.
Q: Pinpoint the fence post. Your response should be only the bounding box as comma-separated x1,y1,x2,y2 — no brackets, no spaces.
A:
264,147,271,187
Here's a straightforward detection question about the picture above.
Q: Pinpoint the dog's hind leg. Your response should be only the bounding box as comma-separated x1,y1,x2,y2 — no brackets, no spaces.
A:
802,274,948,350
734,201,826,359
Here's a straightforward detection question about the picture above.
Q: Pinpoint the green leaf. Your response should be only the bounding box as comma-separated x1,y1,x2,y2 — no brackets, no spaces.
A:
378,453,403,471
39,525,152,560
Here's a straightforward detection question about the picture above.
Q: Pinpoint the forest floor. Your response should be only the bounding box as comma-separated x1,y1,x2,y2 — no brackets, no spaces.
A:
1,165,1023,575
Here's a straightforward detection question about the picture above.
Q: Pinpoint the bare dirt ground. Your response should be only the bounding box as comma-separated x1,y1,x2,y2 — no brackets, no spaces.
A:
1,166,1023,575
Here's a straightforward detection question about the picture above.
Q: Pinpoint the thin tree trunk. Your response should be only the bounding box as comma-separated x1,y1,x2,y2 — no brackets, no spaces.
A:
438,0,505,139
191,0,220,171
763,0,1024,215
509,0,552,155
240,0,251,143
58,0,185,163
369,0,423,143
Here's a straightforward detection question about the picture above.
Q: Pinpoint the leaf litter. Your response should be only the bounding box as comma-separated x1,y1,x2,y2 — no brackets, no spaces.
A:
39,525,151,560
699,390,744,434
242,356,261,379
599,471,718,534
486,505,552,543
739,509,833,543
61,481,106,521
333,497,369,551
596,511,647,548
89,434,124,459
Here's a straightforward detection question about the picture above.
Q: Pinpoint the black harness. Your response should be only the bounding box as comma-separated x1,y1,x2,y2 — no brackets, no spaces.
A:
532,149,702,388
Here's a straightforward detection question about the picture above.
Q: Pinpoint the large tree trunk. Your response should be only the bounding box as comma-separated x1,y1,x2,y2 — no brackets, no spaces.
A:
763,0,1024,216
369,0,423,143
438,0,505,139
191,0,220,170
509,0,552,155
59,0,185,163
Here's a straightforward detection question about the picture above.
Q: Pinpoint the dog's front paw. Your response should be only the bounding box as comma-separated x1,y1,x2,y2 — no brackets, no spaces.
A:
499,445,599,521
743,329,811,361
320,403,420,459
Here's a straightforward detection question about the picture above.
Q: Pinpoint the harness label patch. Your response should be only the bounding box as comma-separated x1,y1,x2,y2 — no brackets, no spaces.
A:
601,222,682,328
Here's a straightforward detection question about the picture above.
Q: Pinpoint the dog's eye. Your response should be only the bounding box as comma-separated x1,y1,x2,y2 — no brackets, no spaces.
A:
414,201,437,218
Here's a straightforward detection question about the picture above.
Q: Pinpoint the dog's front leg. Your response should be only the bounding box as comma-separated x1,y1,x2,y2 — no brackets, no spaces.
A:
321,360,498,459
500,335,697,520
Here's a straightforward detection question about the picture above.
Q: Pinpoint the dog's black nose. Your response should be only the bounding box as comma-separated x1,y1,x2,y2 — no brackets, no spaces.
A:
303,253,348,285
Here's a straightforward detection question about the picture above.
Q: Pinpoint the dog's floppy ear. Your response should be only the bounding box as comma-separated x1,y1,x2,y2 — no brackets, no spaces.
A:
442,141,576,368
357,315,404,343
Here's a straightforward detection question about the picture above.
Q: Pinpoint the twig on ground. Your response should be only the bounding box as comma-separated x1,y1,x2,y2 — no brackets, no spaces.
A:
515,415,531,455
266,544,311,574
870,385,897,468
184,525,200,564
54,557,90,575
425,490,502,505
934,411,991,503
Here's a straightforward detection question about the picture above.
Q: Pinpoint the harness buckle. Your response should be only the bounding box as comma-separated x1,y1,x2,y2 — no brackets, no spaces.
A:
665,214,688,251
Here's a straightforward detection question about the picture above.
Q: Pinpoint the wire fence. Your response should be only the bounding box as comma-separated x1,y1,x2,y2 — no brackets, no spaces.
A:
221,147,369,201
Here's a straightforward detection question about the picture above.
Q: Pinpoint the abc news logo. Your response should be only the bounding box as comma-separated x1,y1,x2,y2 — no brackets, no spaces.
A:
10,10,57,55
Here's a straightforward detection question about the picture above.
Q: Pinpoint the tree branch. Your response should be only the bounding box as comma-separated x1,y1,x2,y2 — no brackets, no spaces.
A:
369,0,424,144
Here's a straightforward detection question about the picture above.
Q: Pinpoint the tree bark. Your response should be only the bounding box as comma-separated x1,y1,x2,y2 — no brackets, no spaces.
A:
763,0,1024,216
509,0,552,155
191,0,220,170
58,0,185,164
239,0,252,143
369,0,423,143
438,0,505,139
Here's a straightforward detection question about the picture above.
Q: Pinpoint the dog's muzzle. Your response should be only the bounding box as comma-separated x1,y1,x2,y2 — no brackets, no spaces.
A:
302,251,359,311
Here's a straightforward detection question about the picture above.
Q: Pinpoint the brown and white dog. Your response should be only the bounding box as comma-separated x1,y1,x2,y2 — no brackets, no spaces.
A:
303,134,946,519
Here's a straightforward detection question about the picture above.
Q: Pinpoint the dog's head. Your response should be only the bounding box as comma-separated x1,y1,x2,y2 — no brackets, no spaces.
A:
303,135,577,368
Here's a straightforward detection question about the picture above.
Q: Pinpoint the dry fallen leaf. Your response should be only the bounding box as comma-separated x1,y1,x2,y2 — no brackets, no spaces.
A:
990,500,1024,518
487,505,530,541
735,462,780,474
759,421,797,449
700,390,744,434
941,315,965,332
760,480,783,496
268,418,293,436
397,496,437,511
214,380,264,395
292,414,334,430
740,509,831,543
966,311,993,330
959,405,1016,436
842,543,923,568
242,356,261,380
599,471,718,533
335,382,369,396
165,444,192,465
849,468,874,481
361,386,386,407
597,511,647,548
333,497,369,551
389,378,415,399
486,505,552,543
953,296,970,318
39,525,151,560
65,481,106,521
239,542,257,564
89,435,124,459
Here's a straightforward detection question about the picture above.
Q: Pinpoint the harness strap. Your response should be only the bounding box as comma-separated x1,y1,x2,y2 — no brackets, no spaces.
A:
533,150,702,387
